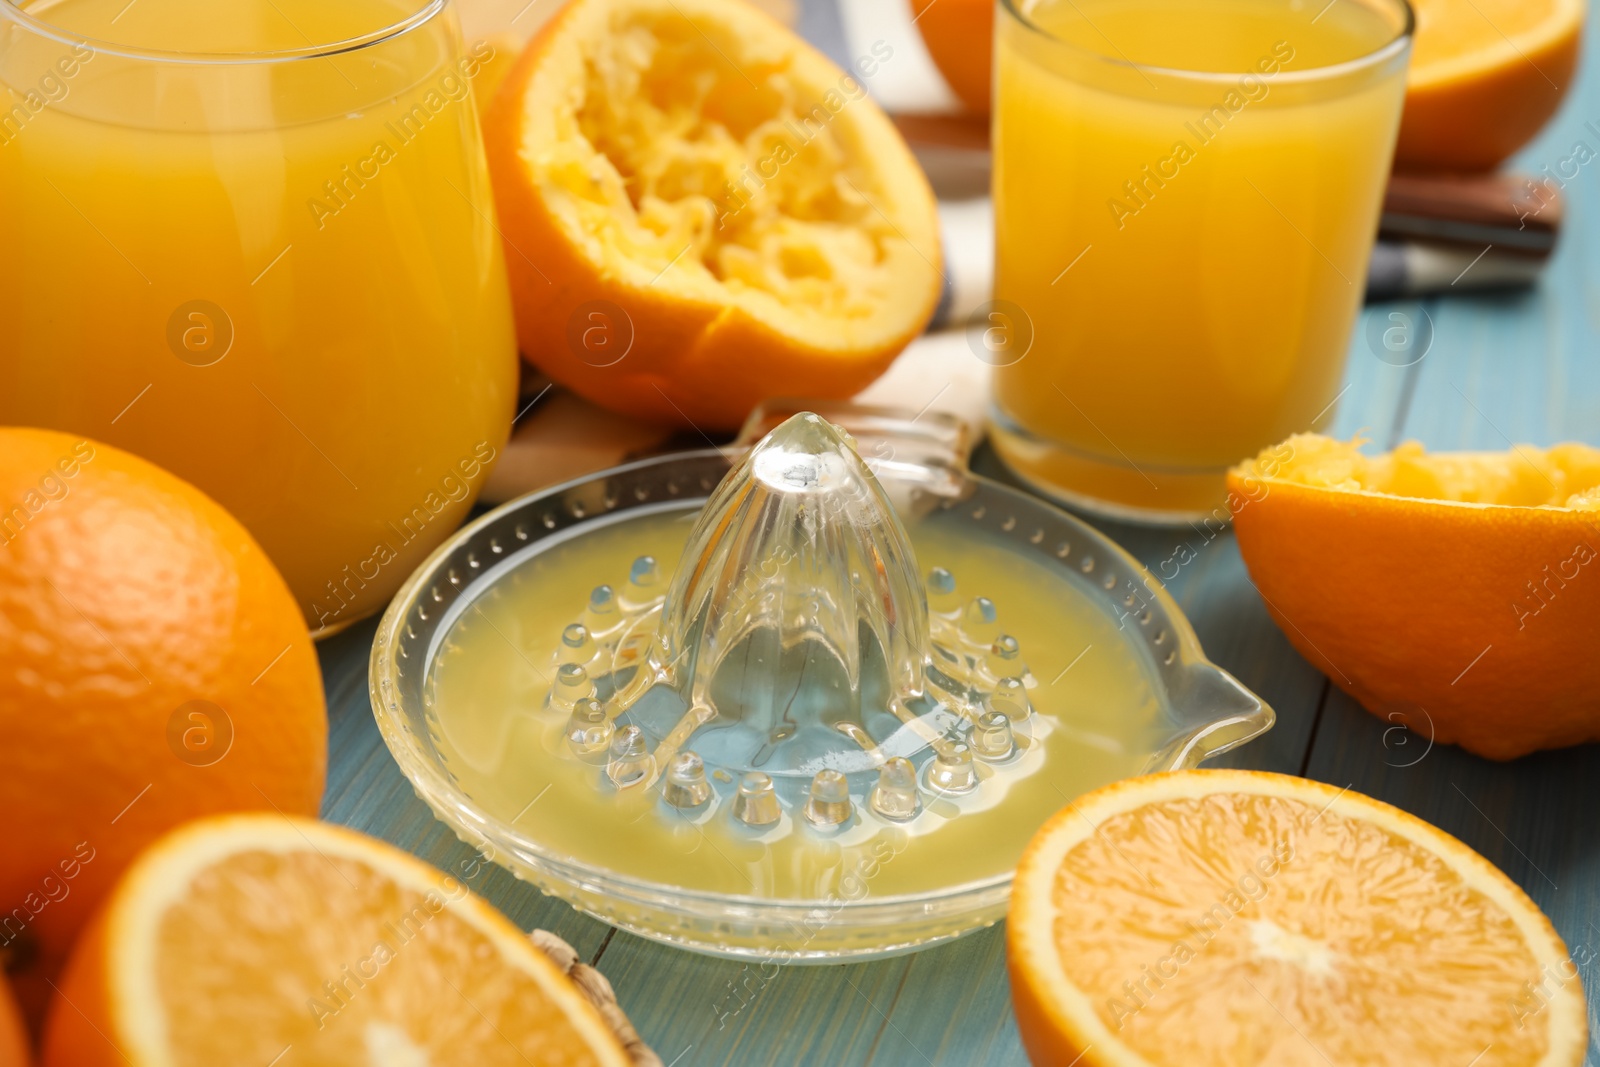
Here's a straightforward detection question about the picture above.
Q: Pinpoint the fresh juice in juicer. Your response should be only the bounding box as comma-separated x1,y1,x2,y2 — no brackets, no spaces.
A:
428,504,1163,900
374,411,1275,958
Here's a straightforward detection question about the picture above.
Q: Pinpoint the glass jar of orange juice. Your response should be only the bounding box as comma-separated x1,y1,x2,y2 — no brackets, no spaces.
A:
0,0,517,632
988,0,1412,522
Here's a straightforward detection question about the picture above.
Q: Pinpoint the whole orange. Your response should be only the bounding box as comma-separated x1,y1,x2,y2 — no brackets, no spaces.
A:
0,428,325,1023
911,0,994,114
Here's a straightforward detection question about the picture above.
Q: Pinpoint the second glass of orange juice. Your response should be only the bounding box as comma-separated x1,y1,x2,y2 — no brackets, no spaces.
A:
988,0,1412,522
0,0,517,631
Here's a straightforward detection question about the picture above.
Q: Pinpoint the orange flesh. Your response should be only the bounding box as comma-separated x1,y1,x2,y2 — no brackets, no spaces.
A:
1051,792,1547,1066
554,6,909,324
1236,435,1600,509
154,850,605,1066
486,0,939,428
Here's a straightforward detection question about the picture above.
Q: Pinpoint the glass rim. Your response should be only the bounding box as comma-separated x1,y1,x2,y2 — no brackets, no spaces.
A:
0,0,447,65
998,0,1415,87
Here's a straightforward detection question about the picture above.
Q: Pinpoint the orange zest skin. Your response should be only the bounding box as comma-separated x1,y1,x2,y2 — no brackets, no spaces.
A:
0,978,29,1067
910,0,995,114
1008,770,1588,1067
0,429,325,1026
1230,434,1600,759
483,0,942,431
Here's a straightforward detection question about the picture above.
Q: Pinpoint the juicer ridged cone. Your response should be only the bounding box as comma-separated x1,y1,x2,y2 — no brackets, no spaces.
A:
614,413,934,781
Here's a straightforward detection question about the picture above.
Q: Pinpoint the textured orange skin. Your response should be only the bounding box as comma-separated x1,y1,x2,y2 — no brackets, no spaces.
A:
1395,27,1582,172
0,429,325,1025
1230,474,1600,759
0,978,30,1067
482,0,940,432
35,913,110,1067
911,0,994,114
1008,948,1087,1067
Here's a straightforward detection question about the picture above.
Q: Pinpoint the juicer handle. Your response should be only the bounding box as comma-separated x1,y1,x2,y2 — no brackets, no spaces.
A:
735,399,976,497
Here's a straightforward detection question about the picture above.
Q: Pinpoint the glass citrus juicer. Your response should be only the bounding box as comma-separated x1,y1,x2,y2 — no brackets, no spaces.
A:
371,403,1274,960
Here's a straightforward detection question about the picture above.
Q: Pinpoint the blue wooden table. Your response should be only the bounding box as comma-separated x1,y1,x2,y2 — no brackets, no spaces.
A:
316,32,1600,1067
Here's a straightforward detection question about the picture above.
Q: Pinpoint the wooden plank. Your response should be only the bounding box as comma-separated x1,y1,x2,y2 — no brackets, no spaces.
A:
1330,318,1424,451
595,936,915,1067
870,924,1024,1066
1397,278,1594,453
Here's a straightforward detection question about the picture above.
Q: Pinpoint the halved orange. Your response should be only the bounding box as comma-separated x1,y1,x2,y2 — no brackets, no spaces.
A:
484,0,942,430
1009,770,1587,1067
1230,434,1600,759
1397,0,1584,170
42,815,632,1066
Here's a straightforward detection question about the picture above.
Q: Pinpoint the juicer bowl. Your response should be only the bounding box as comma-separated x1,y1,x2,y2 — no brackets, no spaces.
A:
369,407,1274,961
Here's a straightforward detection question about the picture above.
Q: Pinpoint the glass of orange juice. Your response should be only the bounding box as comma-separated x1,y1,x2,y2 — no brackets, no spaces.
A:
0,0,517,633
988,0,1412,522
